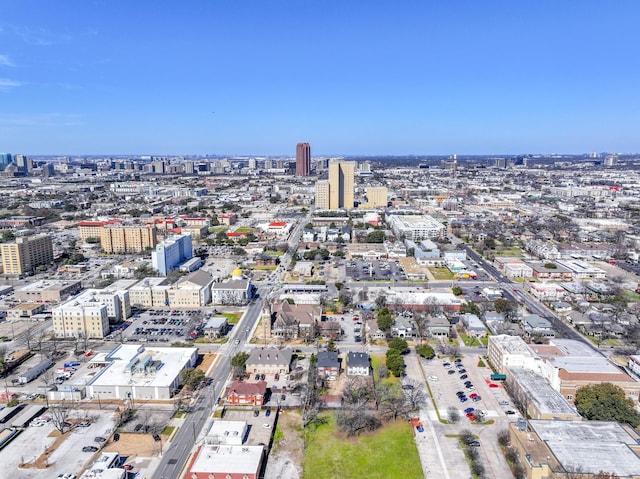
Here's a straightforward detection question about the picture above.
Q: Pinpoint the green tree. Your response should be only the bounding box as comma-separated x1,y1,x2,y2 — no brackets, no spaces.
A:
460,301,481,316
0,231,15,243
377,308,394,331
451,286,463,296
231,352,250,378
388,337,409,354
494,298,519,322
365,230,385,243
575,382,640,427
416,344,435,359
386,349,405,377
180,368,206,390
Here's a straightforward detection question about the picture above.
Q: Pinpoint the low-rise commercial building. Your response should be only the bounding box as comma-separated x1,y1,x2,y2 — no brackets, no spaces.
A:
85,344,198,400
14,279,82,303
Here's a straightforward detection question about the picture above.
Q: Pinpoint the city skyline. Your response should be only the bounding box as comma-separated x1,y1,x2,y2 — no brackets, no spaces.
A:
1,2,640,156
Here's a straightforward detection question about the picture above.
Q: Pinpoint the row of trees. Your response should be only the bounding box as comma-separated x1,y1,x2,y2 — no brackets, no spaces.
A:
335,376,427,437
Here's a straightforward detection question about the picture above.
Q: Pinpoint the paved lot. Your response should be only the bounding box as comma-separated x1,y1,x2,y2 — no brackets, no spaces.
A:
400,350,518,478
3,409,117,479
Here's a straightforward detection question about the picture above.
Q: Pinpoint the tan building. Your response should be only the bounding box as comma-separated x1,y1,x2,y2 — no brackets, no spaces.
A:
128,277,170,308
362,186,388,208
52,298,110,339
166,270,213,308
0,234,54,276
100,224,157,253
14,279,82,303
314,180,330,209
327,160,355,209
78,219,122,241
7,303,48,321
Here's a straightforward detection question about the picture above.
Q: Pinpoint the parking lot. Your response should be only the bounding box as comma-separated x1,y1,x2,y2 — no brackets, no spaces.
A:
345,260,406,282
115,309,206,343
2,409,117,479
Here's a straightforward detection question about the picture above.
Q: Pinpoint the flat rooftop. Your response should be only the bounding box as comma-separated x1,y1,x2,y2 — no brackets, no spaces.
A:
190,444,263,475
88,344,197,388
508,367,577,416
529,420,640,477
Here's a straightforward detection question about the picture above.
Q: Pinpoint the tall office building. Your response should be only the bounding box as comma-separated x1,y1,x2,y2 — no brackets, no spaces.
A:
0,234,54,276
296,142,311,177
0,153,12,171
328,160,356,209
152,233,193,276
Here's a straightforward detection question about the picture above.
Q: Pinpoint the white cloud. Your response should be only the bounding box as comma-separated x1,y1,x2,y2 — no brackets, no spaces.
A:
0,54,15,67
0,78,21,90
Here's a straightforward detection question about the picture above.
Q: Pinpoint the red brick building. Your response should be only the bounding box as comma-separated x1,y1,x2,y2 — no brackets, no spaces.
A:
226,380,267,406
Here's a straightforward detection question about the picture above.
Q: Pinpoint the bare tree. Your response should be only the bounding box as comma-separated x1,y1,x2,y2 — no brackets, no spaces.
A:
402,382,428,411
375,382,408,420
413,314,430,344
50,400,72,434
447,406,460,423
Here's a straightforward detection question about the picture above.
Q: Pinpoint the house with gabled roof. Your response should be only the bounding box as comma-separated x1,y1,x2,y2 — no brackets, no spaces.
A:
346,352,370,377
269,301,322,340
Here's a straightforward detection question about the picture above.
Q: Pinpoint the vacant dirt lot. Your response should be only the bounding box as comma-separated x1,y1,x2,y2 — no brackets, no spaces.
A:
102,432,164,457
264,411,304,479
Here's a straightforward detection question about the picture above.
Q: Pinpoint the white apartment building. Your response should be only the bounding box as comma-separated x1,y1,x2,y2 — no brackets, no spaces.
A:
386,214,445,241
53,299,110,339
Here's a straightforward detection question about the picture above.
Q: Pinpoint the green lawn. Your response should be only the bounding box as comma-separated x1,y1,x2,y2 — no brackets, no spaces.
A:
459,331,481,347
223,312,242,324
303,417,423,479
494,247,524,257
428,267,454,280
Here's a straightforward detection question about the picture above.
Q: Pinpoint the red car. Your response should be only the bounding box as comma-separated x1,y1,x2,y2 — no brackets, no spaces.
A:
121,464,133,471
469,393,478,399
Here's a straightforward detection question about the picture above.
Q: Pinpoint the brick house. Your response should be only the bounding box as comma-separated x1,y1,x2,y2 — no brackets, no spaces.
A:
226,380,267,406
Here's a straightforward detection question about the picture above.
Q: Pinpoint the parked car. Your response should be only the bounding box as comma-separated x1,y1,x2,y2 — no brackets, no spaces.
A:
416,425,424,433
113,433,120,442
265,408,271,417
134,424,144,432
506,410,516,415
121,464,133,471
153,433,161,442
464,407,474,414
460,374,468,380
253,410,260,417
459,396,468,402
94,436,106,443
82,446,98,452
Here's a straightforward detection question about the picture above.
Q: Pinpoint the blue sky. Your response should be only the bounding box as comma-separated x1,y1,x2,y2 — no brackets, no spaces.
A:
1,1,639,156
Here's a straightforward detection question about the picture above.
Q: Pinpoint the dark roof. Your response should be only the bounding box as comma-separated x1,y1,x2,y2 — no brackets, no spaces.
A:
347,352,369,368
316,351,339,368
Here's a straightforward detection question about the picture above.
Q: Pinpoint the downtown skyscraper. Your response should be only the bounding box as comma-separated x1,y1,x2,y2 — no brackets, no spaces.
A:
296,142,311,176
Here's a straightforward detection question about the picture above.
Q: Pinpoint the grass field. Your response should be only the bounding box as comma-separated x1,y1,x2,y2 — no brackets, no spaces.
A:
302,417,423,479
223,312,242,324
429,267,454,280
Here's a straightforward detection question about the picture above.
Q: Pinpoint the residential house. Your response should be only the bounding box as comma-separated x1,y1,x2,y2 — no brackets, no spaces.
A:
269,301,321,340
346,352,370,377
426,316,451,339
245,347,292,375
522,314,555,339
316,351,340,379
203,316,228,340
226,380,267,406
391,316,415,338
460,313,488,337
